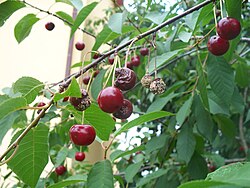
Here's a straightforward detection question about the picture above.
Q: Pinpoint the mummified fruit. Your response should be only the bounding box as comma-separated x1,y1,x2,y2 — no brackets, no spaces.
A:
150,78,166,94
69,89,91,111
113,99,133,119
141,74,153,88
114,68,136,91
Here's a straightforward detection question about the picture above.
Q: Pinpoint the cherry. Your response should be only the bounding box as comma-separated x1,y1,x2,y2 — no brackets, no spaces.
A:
126,61,133,69
70,124,96,146
97,87,124,113
45,22,55,31
108,56,114,65
113,99,133,119
55,165,66,176
217,17,241,40
37,102,46,114
131,55,141,66
75,152,85,161
114,68,136,91
75,42,85,51
69,89,91,111
63,96,69,102
93,53,100,59
209,165,216,172
207,35,229,56
116,0,123,6
83,76,90,85
93,70,100,77
140,47,149,56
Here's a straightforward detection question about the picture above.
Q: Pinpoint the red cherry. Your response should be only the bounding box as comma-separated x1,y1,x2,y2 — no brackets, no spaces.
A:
126,61,133,69
114,68,136,91
93,53,100,59
75,42,85,51
108,56,114,65
37,102,46,114
207,35,229,56
209,165,216,172
63,96,69,102
69,89,91,111
55,165,66,176
75,152,85,161
93,70,100,77
116,0,123,6
113,99,133,119
140,47,149,56
83,76,90,85
217,17,241,40
131,55,141,66
45,22,55,31
70,124,96,146
97,87,124,113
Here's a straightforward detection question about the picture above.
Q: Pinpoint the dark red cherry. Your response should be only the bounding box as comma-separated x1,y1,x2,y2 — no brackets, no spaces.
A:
113,99,133,119
93,53,100,59
45,22,55,31
126,61,133,69
70,124,96,146
108,56,115,65
75,42,85,51
75,152,85,161
83,76,90,85
140,47,149,56
207,35,229,56
63,96,69,102
217,17,241,40
37,102,46,114
116,0,123,6
97,87,124,113
131,55,141,66
69,89,91,111
55,165,66,175
93,70,100,77
114,68,136,91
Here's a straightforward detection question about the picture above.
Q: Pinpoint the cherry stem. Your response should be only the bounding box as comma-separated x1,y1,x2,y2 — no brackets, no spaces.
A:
213,4,218,27
219,0,224,18
125,37,138,67
80,146,83,152
112,56,118,87
153,33,157,78
0,144,19,166
81,111,85,125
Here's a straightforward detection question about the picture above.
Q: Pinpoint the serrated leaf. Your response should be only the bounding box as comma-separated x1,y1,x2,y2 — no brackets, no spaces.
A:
14,14,39,43
54,77,81,102
208,90,229,115
178,30,192,43
136,169,169,187
55,147,69,167
87,160,114,188
235,62,250,88
108,12,127,34
178,180,237,188
0,97,27,120
56,11,74,25
0,1,25,27
145,134,169,154
90,69,106,100
214,115,236,139
85,104,115,141
55,0,73,7
13,76,44,104
176,124,196,163
145,12,168,25
0,112,19,145
70,2,98,38
176,96,193,126
125,161,143,183
48,175,87,188
184,10,200,31
7,125,49,188
92,25,119,51
114,111,173,137
207,55,234,105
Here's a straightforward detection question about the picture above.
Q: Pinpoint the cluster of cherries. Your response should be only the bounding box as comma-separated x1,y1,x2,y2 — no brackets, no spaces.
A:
207,17,241,56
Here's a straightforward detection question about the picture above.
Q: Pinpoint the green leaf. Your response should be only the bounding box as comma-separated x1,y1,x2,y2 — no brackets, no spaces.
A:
214,115,236,139
176,124,196,163
110,145,145,162
178,180,238,188
7,125,49,188
136,169,169,187
184,10,200,31
145,134,169,154
0,97,27,120
225,0,241,20
55,0,73,7
0,1,25,27
87,160,114,188
92,25,119,51
125,161,143,183
55,147,69,167
114,111,173,137
207,55,235,105
178,30,192,43
71,0,83,10
90,69,106,101
0,112,19,145
14,14,39,43
48,175,87,188
234,62,250,88
145,12,168,25
206,162,250,187
54,77,81,102
176,96,193,126
108,12,127,34
56,11,74,25
208,90,229,115
13,76,44,104
85,104,115,141
149,50,182,73
70,2,98,38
